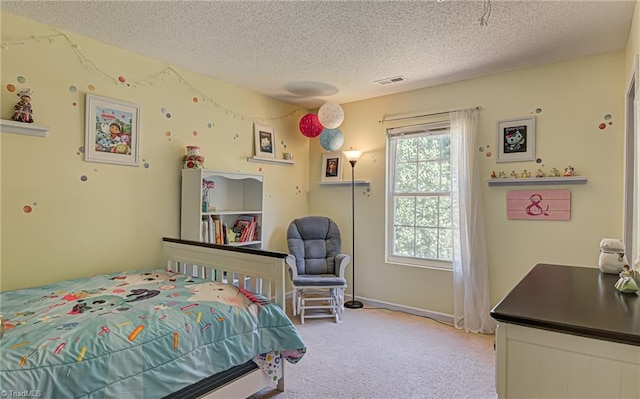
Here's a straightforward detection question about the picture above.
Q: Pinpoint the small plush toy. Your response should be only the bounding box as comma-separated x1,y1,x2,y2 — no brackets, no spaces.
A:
11,88,34,123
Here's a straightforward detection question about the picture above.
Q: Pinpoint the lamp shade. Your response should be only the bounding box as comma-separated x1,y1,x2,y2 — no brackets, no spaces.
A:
343,150,363,162
317,102,345,129
298,113,323,138
319,128,344,151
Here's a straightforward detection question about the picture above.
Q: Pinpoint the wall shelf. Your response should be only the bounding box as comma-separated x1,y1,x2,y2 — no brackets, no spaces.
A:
319,180,370,186
246,156,294,166
0,119,49,137
487,176,587,186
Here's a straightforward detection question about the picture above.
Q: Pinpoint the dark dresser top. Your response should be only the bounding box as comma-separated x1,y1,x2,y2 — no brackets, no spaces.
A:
490,263,640,346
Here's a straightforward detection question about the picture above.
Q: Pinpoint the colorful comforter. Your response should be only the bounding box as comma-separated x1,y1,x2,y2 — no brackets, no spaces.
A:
0,269,306,398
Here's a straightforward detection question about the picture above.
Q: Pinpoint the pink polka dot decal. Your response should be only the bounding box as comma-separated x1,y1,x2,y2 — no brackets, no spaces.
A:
23,205,32,213
118,76,126,83
6,84,15,92
599,123,606,130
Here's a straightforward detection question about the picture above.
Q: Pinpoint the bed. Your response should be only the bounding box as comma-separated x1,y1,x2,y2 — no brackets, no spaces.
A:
0,237,306,398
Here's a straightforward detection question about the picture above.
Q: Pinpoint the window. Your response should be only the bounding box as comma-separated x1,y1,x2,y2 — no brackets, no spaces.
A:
387,122,452,269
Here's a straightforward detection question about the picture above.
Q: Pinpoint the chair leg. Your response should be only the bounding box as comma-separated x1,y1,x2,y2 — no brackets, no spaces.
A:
291,289,298,316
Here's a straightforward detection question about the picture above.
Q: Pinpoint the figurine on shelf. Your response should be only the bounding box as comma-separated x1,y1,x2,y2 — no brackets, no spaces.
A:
11,88,34,123
535,169,545,178
498,171,507,179
521,170,532,178
490,171,497,179
183,145,204,169
564,166,575,177
202,180,215,212
614,264,639,294
549,167,561,177
509,170,519,179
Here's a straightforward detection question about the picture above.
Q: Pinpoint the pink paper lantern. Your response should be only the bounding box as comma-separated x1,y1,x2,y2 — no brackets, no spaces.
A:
299,113,323,138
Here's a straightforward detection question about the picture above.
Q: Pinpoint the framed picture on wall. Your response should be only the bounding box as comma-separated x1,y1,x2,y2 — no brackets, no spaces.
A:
85,94,140,166
254,123,276,159
496,116,536,162
321,152,344,182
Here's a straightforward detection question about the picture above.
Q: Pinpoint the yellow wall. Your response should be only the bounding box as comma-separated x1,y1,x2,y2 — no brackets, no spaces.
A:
309,52,627,313
0,13,309,291
627,0,639,74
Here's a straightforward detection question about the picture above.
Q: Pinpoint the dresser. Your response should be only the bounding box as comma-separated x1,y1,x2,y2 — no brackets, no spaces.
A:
490,263,640,398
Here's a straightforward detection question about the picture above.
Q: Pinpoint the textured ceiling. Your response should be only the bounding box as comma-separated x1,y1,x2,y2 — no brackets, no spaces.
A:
1,1,636,108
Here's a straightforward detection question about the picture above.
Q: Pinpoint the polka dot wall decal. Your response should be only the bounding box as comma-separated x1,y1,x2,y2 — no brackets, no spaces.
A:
599,123,606,130
207,122,213,128
6,84,15,92
161,108,166,114
193,97,199,103
604,114,612,120
193,131,198,136
72,102,77,107
33,202,38,206
258,167,263,172
486,144,490,148
80,175,88,182
165,131,172,137
23,205,32,213
479,147,484,152
535,108,543,114
118,76,126,83
485,151,492,157
94,168,98,172
16,76,26,83
165,113,172,118
234,133,239,139
88,84,95,91
536,158,542,163
69,85,77,92
144,162,150,169
609,122,613,125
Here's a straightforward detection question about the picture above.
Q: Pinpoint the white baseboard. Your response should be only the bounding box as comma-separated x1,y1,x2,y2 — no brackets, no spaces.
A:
285,290,454,325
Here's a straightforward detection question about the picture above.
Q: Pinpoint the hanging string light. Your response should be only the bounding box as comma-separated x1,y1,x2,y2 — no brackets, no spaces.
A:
1,32,302,122
478,0,492,26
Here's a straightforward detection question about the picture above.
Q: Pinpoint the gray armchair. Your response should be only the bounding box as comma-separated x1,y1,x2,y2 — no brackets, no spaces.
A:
285,216,350,323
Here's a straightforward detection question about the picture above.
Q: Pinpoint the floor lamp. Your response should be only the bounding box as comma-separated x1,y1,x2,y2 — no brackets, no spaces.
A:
343,150,364,309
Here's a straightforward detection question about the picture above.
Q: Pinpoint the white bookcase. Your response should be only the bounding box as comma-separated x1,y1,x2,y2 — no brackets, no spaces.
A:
180,169,263,248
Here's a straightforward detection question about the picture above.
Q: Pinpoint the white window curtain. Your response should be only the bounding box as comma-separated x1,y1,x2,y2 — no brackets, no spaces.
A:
450,108,495,334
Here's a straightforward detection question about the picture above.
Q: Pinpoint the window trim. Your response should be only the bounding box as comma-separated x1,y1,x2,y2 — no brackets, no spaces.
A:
385,121,453,269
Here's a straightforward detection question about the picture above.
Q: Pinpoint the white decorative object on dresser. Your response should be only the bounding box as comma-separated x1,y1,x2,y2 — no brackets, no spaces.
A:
181,169,263,248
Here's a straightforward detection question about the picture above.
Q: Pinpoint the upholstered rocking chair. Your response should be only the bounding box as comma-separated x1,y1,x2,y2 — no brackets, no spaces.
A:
285,216,350,323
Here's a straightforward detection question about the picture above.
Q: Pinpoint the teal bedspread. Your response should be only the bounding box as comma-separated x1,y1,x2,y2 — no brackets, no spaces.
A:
0,270,306,398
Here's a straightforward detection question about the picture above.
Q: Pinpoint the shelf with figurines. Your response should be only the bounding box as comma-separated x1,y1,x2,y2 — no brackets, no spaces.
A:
0,88,49,137
487,166,587,186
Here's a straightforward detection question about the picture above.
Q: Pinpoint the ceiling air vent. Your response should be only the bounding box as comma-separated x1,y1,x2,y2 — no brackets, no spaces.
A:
375,75,407,85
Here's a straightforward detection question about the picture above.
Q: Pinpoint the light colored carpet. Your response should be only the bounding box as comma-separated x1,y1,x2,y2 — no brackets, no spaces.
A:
249,305,497,399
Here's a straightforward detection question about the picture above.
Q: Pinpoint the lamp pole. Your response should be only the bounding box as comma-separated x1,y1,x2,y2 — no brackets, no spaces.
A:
343,150,363,309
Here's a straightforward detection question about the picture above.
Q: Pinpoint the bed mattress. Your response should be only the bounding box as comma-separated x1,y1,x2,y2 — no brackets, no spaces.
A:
0,269,306,398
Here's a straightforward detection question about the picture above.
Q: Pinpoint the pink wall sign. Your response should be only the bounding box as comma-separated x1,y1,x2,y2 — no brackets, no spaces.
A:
506,190,571,221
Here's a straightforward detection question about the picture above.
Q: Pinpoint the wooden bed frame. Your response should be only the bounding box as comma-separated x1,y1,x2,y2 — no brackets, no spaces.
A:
162,237,289,399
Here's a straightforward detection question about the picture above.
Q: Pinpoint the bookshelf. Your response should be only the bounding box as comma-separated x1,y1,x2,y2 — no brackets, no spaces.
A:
181,169,263,248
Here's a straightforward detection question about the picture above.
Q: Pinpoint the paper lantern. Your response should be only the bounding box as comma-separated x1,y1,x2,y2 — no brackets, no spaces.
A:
318,103,344,129
319,128,344,151
299,113,323,138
